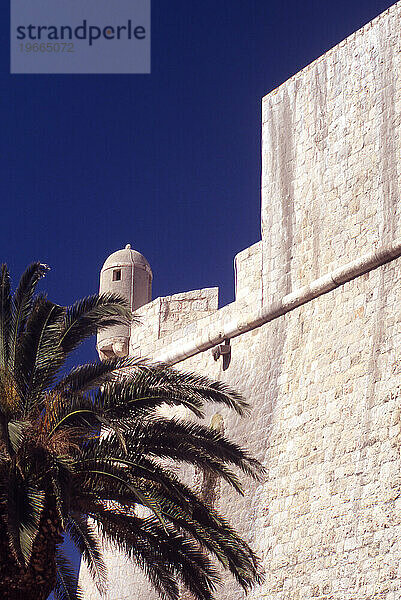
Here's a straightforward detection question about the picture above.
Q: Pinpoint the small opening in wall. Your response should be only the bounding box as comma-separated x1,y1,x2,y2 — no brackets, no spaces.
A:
112,269,121,282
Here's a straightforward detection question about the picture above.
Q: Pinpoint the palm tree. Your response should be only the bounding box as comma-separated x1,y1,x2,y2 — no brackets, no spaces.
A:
0,262,264,600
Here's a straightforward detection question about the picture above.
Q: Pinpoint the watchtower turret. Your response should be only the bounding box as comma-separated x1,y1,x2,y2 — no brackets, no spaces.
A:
97,244,152,359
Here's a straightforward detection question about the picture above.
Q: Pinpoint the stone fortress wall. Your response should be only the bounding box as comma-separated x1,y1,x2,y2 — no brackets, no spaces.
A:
80,2,401,599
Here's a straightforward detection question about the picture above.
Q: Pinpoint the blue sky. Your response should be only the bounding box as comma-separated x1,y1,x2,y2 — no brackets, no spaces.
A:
1,0,395,368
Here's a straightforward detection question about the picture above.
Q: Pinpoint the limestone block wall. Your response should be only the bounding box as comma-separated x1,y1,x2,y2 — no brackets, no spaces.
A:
79,3,401,600
261,2,401,302
174,260,401,600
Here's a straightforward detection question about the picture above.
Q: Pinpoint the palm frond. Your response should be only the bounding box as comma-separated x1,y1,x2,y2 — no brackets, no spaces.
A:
79,419,263,492
165,498,262,589
3,468,45,567
7,262,49,373
95,378,204,419
75,457,167,529
70,455,191,516
54,550,84,600
96,363,249,418
67,513,107,593
49,458,74,530
130,363,250,416
92,510,183,600
92,509,219,600
0,264,11,369
7,420,28,453
55,356,138,394
16,297,65,415
72,461,263,593
59,293,132,354
19,485,46,566
136,418,263,480
92,459,261,590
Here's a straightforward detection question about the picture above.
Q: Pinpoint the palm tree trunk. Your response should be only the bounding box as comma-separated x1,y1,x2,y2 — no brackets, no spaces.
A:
0,503,63,600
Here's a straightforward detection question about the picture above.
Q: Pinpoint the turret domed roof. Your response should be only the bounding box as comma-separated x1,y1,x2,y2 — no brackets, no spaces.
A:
101,244,152,274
